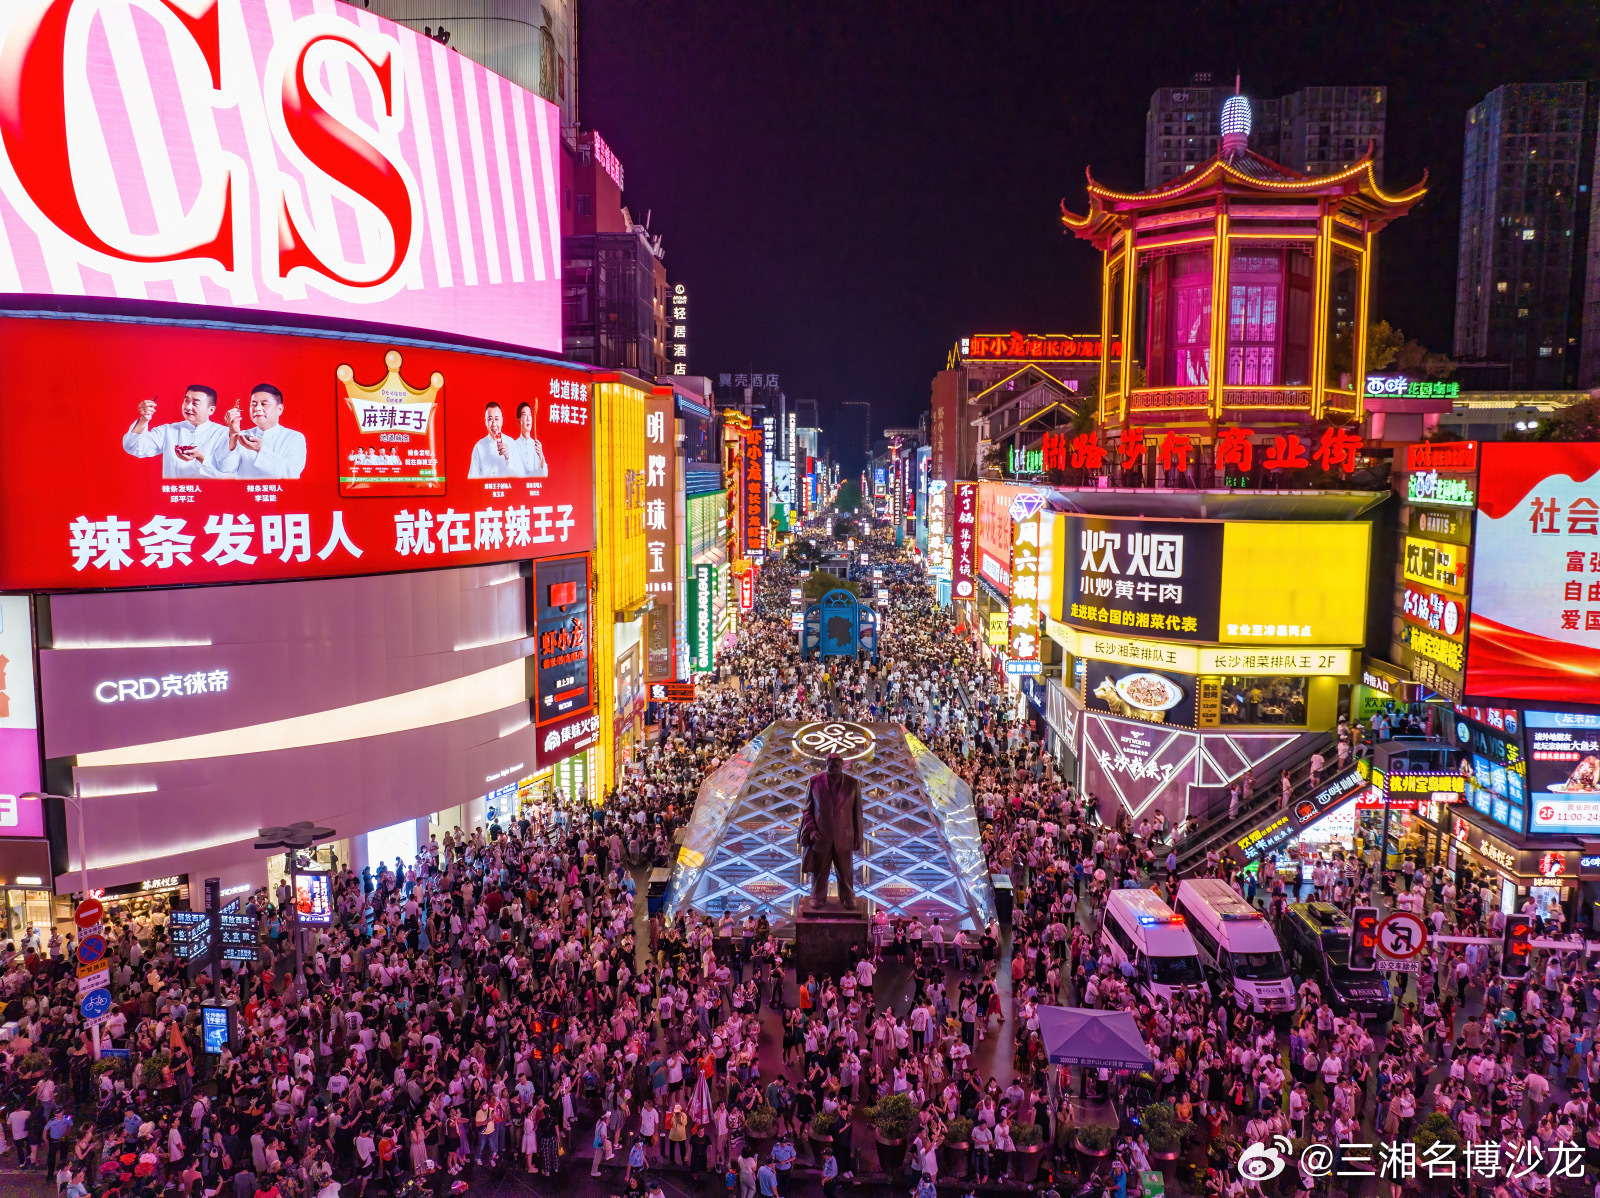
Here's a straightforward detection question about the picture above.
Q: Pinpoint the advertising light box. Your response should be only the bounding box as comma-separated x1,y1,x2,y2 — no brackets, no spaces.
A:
1467,443,1600,703
0,316,593,590
1526,710,1600,833
0,0,563,352
1061,516,1369,646
0,597,43,838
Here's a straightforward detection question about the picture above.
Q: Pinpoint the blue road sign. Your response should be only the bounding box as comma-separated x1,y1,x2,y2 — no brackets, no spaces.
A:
79,988,112,1021
76,934,106,965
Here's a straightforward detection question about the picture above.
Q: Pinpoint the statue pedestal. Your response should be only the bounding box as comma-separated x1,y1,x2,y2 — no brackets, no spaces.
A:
794,903,868,981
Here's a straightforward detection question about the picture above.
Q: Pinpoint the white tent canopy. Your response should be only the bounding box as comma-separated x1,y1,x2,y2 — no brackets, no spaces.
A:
1037,1005,1154,1071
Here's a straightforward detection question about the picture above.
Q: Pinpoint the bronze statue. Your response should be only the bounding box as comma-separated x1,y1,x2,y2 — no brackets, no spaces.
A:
800,752,864,910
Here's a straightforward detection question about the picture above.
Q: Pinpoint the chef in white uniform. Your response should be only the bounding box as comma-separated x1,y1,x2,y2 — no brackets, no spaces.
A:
468,401,518,479
510,401,548,478
122,385,231,478
218,384,307,479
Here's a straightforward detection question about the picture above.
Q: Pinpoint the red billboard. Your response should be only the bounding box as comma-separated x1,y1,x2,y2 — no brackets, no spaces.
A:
952,482,978,602
0,0,562,352
643,392,676,681
1467,442,1600,702
0,315,593,590
742,429,766,557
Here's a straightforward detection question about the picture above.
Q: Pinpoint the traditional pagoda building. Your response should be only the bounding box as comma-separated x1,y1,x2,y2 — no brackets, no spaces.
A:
1062,89,1425,460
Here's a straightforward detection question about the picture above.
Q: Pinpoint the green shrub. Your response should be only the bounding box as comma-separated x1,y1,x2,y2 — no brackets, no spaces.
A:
1139,1103,1189,1153
868,1093,918,1140
1413,1111,1462,1159
16,1052,49,1077
808,1111,838,1138
743,1105,777,1138
90,1058,126,1080
140,1051,171,1082
1013,1122,1044,1148
1075,1123,1116,1152
943,1117,973,1145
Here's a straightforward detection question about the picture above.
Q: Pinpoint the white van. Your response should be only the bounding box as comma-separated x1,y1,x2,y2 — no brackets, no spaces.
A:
1174,878,1296,1014
1099,888,1209,1004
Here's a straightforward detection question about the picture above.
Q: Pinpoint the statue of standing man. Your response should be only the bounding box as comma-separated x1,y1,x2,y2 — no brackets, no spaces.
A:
800,752,864,910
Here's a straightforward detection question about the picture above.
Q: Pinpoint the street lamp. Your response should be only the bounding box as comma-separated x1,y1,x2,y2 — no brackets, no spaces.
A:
21,787,87,898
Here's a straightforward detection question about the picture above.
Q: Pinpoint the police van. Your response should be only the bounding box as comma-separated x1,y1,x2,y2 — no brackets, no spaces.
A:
1099,888,1209,1003
1173,878,1296,1013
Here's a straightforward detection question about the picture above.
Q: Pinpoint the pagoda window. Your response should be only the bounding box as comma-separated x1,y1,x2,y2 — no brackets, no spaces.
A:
1137,248,1212,389
1224,247,1314,387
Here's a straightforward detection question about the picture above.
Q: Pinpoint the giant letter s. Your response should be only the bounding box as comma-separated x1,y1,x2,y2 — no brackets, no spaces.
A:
276,32,413,291
0,0,233,269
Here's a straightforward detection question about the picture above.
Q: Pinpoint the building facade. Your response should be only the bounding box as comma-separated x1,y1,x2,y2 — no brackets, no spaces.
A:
1146,76,1386,190
1454,83,1600,390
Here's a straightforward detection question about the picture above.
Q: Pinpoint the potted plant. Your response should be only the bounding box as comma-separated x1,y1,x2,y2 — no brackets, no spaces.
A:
1139,1103,1190,1161
15,1052,49,1079
941,1117,973,1178
743,1104,778,1157
1074,1121,1116,1162
1011,1122,1047,1182
867,1093,917,1173
807,1111,838,1166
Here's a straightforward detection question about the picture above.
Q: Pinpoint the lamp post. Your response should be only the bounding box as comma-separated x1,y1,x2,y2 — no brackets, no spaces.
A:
21,786,86,898
254,821,336,997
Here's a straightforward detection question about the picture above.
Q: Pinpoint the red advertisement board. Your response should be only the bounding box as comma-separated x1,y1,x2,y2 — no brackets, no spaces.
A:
952,482,978,601
0,315,593,590
1467,443,1600,702
742,430,766,556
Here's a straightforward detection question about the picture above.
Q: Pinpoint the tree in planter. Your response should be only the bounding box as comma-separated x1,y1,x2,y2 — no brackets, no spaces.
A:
1074,1123,1116,1152
808,1112,839,1139
867,1094,918,1142
1013,1123,1045,1149
943,1117,973,1146
16,1051,49,1078
1139,1103,1191,1155
1412,1112,1462,1160
744,1105,778,1139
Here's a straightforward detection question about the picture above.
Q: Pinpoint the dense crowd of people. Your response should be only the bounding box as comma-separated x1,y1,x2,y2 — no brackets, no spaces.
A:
0,510,1596,1198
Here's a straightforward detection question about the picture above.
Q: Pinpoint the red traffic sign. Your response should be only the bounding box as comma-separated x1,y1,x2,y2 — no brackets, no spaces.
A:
1376,911,1427,960
76,934,107,965
74,898,103,929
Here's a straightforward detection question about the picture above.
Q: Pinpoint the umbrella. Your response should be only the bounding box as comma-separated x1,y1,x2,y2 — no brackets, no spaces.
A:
1035,1005,1154,1071
689,1073,712,1126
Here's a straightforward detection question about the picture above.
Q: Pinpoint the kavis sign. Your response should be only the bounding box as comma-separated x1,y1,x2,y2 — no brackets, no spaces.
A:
0,0,564,351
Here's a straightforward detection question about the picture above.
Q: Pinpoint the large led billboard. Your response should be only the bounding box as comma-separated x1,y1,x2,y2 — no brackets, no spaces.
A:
0,314,593,590
1467,443,1600,704
0,0,562,351
1060,516,1369,645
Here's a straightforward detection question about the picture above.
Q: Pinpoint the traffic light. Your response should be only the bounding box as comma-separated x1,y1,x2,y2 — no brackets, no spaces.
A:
1348,906,1379,971
1502,914,1533,979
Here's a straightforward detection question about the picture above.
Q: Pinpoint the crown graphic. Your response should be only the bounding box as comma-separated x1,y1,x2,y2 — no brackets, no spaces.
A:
337,350,443,434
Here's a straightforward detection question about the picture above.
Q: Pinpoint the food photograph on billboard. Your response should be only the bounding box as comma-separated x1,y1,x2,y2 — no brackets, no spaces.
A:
1467,443,1600,704
0,315,594,590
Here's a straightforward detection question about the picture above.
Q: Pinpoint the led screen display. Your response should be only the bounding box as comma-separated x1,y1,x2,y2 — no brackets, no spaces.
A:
0,315,593,590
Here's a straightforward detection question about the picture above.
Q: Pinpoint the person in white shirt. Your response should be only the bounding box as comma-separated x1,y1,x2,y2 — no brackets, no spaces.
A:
122,385,231,478
468,402,518,478
510,401,548,477
219,384,306,478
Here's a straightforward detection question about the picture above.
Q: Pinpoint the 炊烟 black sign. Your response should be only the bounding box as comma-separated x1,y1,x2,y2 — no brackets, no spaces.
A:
1063,515,1223,643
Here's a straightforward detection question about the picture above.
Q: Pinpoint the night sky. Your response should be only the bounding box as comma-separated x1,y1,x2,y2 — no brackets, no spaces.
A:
580,1,1600,444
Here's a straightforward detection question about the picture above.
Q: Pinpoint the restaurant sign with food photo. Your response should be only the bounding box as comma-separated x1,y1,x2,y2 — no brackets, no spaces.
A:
1087,667,1195,727
1526,709,1600,834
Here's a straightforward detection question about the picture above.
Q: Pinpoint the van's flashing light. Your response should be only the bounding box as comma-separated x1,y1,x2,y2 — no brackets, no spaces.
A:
1138,914,1184,926
1221,910,1265,920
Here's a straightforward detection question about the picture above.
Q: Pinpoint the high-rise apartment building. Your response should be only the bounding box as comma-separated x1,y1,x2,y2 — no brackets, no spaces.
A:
1454,83,1600,390
1145,76,1386,189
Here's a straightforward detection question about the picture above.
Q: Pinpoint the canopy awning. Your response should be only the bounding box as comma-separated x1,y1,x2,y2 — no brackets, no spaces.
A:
1037,1005,1154,1071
